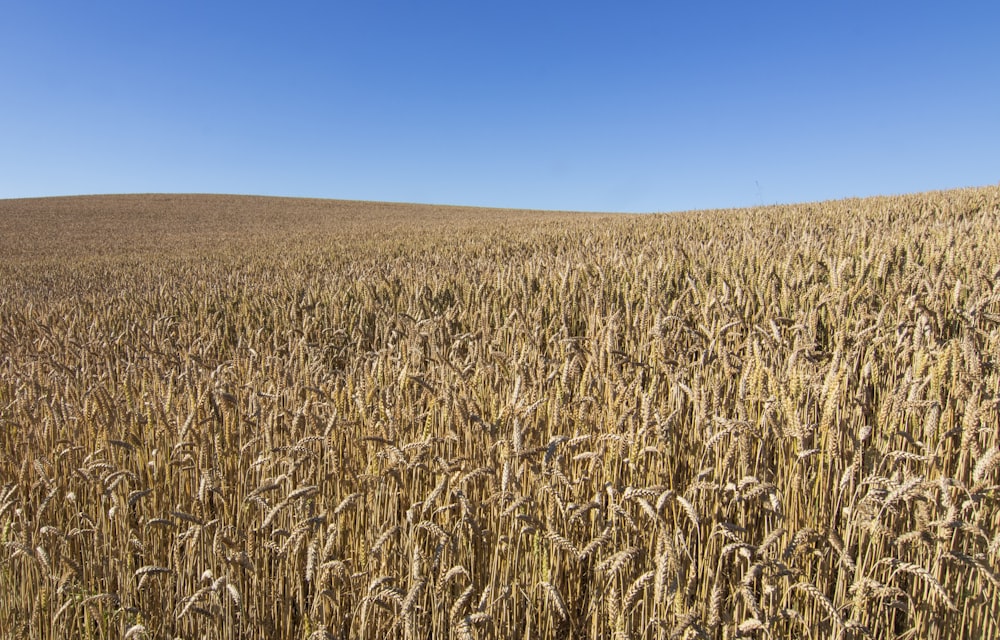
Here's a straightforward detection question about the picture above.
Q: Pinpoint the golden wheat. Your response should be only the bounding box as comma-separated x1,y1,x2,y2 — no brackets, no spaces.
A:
0,187,998,638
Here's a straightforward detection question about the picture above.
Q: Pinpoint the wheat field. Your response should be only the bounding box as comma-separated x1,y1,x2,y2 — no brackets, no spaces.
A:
1,188,998,639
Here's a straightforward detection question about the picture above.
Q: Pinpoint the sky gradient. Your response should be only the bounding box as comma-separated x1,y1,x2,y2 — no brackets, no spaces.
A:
3,1,998,212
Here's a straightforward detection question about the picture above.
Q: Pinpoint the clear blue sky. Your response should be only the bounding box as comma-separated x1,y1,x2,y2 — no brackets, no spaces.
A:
2,2,998,212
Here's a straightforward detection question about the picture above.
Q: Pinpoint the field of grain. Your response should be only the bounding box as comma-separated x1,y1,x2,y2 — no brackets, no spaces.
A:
1,188,998,639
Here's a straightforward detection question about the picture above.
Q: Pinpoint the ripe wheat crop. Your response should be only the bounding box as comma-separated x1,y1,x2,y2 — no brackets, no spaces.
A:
1,187,999,639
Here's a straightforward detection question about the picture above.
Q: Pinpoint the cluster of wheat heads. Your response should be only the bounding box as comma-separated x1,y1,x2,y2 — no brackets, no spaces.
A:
1,186,998,639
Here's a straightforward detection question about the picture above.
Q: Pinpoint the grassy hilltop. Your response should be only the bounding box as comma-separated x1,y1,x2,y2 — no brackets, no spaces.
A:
1,187,999,639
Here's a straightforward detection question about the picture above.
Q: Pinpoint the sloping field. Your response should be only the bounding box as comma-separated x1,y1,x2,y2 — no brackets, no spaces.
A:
0,193,601,261
1,188,999,639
